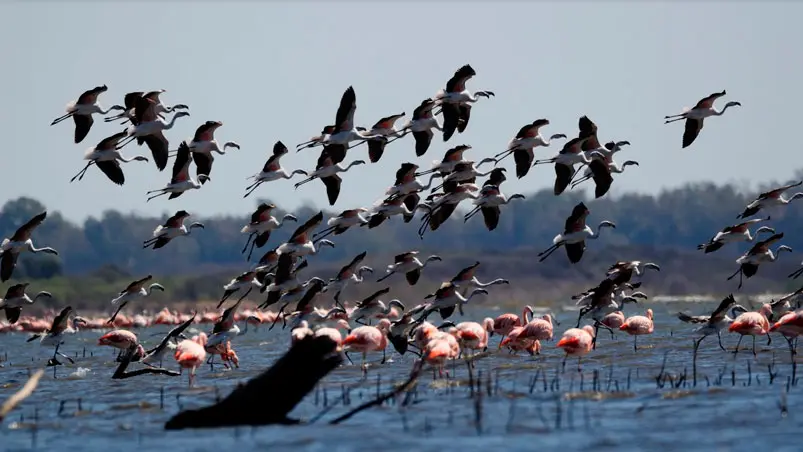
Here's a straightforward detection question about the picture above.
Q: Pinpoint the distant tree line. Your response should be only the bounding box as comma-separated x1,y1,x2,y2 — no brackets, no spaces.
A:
3,171,803,311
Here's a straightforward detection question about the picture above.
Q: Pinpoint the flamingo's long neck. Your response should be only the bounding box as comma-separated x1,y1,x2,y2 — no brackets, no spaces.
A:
163,114,183,130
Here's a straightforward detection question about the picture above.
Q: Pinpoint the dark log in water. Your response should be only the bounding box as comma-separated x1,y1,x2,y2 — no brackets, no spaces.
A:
112,344,180,380
164,335,342,430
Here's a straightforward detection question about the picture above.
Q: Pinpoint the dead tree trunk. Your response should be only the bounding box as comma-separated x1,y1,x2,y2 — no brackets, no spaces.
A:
165,335,342,430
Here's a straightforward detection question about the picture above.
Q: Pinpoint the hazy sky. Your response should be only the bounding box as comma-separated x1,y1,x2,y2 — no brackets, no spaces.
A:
4,2,802,224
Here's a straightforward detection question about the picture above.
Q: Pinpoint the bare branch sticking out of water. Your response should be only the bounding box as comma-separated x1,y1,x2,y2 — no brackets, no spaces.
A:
0,368,45,423
329,359,424,425
112,344,180,380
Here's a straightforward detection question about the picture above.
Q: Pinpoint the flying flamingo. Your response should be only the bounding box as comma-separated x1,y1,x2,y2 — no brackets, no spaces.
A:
244,141,308,198
0,212,59,282
433,64,494,141
463,185,526,231
50,85,124,143
145,141,208,202
494,119,567,178
142,210,205,250
677,294,746,352
240,203,297,261
664,90,741,148
107,275,165,324
397,98,441,156
620,309,655,352
697,217,775,253
537,202,616,263
727,232,792,289
116,102,191,171
104,89,188,124
70,131,150,185
377,251,442,286
294,151,366,206
0,283,52,324
737,181,803,219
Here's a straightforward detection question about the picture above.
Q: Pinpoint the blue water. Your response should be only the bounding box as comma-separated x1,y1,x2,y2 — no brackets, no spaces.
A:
0,300,800,451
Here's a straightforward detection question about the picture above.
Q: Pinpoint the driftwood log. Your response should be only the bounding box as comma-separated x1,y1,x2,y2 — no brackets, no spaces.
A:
112,344,180,379
165,335,342,430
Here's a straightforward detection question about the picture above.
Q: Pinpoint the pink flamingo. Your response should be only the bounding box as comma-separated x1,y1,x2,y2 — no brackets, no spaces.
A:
422,332,460,378
770,310,803,360
600,311,626,330
290,320,315,345
498,326,541,355
729,303,772,356
342,318,390,375
492,305,534,336
174,333,208,387
556,325,595,370
98,329,143,360
314,320,349,352
620,308,654,351
518,313,556,343
449,318,494,359
412,321,443,350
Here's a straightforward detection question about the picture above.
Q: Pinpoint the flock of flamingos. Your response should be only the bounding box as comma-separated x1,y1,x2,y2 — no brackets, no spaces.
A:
3,64,803,393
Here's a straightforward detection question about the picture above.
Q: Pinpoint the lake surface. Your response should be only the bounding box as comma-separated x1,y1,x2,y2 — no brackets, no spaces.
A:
1,299,801,452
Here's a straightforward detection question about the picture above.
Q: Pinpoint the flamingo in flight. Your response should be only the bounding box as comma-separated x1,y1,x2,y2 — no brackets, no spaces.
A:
26,306,87,370
116,99,191,171
605,261,661,286
312,208,370,242
105,89,188,124
50,85,124,143
361,112,407,163
107,275,165,324
676,294,745,352
377,251,442,286
398,98,442,157
145,141,208,202
697,217,775,253
464,184,525,231
727,232,792,289
494,119,567,178
70,131,150,185
294,149,366,206
664,90,741,148
570,154,639,198
143,210,205,250
321,251,373,302
0,212,59,282
531,135,596,196
295,125,337,153
537,202,616,263
276,211,335,258
171,120,240,183
319,86,383,157
434,64,494,141
736,181,803,219
418,182,480,238
240,203,297,261
244,141,308,198
0,283,52,324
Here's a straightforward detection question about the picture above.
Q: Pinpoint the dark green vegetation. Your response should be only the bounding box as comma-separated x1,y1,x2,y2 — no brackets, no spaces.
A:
4,174,803,311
